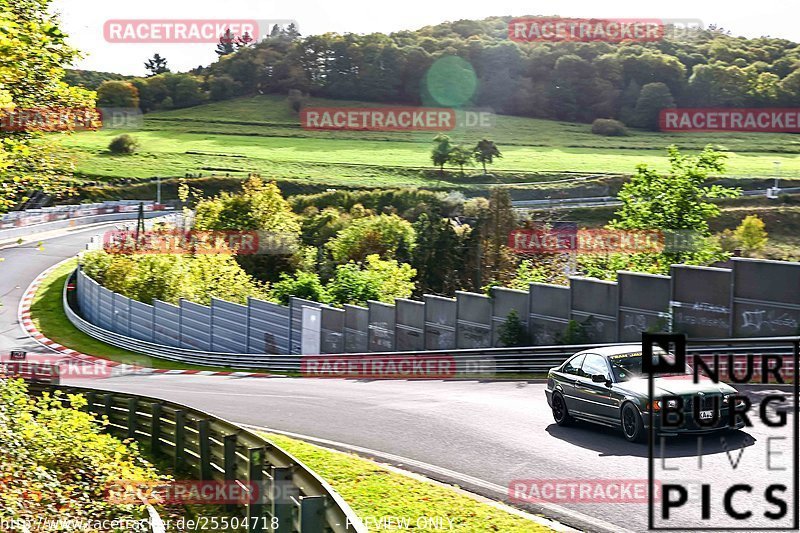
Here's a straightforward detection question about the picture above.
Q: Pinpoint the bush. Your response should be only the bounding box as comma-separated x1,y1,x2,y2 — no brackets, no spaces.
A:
81,247,271,306
733,214,768,255
497,310,530,347
108,134,139,154
0,378,166,522
591,118,627,136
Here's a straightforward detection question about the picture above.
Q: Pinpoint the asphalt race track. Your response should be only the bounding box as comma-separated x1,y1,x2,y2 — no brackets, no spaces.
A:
1,224,795,533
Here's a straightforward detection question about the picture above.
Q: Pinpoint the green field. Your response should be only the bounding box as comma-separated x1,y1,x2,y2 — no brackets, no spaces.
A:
57,95,800,192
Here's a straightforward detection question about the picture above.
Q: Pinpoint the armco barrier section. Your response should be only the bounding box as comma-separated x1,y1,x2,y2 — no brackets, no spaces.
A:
26,382,365,533
71,255,800,358
0,200,168,241
64,266,800,373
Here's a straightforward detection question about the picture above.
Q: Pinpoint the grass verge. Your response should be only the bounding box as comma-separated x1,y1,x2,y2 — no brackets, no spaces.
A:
264,432,553,532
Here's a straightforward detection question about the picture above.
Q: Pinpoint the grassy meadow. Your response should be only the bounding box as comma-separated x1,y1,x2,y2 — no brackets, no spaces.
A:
56,95,800,193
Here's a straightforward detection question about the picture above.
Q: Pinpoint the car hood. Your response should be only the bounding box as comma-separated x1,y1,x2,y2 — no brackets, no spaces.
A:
617,375,737,398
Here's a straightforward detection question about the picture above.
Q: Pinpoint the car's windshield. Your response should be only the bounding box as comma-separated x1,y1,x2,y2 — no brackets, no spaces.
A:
609,350,692,382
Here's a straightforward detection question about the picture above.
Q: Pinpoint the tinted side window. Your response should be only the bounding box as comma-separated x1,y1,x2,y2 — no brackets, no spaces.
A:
562,354,585,375
581,354,610,379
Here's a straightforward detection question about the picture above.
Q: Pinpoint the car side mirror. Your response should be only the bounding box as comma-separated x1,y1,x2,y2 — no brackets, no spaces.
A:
592,374,610,385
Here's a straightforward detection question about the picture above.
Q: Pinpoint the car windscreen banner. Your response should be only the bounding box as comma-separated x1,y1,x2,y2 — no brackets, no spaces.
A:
643,332,798,530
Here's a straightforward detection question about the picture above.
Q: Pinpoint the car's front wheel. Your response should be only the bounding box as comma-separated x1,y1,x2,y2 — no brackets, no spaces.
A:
551,391,573,426
621,403,645,443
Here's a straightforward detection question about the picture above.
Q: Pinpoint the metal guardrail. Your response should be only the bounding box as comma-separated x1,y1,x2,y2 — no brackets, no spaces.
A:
26,381,366,533
62,269,800,374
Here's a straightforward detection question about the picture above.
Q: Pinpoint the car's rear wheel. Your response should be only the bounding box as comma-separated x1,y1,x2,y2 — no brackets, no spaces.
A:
552,391,573,426
621,403,645,443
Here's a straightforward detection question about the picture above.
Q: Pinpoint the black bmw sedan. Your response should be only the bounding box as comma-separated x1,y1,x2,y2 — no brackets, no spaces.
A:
545,345,745,442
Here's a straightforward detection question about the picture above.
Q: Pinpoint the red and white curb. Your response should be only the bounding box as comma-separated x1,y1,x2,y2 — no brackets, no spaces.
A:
18,259,273,379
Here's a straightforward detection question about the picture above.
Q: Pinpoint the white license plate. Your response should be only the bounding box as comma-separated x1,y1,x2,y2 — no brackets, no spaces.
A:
699,410,714,420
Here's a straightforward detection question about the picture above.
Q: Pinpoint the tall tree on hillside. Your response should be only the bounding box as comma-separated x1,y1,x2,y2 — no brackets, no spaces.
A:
216,29,236,56
448,145,474,174
96,80,139,108
632,82,675,130
480,189,517,287
0,0,96,213
473,139,502,174
431,134,452,173
235,31,254,49
144,53,169,76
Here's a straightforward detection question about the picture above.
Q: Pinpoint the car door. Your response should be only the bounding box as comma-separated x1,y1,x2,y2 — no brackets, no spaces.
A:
574,353,618,422
556,354,585,413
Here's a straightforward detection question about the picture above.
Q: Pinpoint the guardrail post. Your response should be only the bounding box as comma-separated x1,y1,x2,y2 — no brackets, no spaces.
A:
126,398,137,440
299,496,325,533
198,419,212,481
150,402,162,455
247,447,265,533
223,434,237,513
103,393,113,422
174,410,186,473
84,391,96,414
271,466,294,533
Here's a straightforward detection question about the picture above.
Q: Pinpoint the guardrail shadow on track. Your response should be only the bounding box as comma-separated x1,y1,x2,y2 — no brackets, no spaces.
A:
25,380,366,533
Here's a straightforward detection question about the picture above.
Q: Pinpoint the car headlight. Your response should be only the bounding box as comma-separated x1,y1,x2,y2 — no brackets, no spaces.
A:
647,399,678,411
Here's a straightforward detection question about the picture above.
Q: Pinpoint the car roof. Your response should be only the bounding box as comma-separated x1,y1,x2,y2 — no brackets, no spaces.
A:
573,344,643,357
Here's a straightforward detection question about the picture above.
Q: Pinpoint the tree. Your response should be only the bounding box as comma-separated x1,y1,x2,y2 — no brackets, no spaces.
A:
209,75,237,101
473,139,502,174
144,53,169,76
410,213,464,295
480,188,517,287
216,29,236,56
194,177,301,235
733,215,768,255
0,0,96,212
271,271,329,305
96,81,139,108
236,32,254,49
327,255,416,306
632,82,675,130
326,214,416,264
584,145,743,278
431,134,452,173
448,145,474,174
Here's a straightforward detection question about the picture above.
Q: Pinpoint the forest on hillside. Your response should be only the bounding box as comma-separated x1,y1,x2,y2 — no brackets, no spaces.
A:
74,17,800,129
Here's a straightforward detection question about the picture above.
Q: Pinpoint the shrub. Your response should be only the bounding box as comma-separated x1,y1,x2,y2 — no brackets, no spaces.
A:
108,134,139,154
591,118,627,136
81,247,270,306
497,310,530,347
271,270,329,305
326,214,416,264
327,255,416,306
733,214,768,255
0,378,166,522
